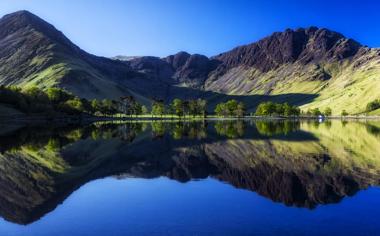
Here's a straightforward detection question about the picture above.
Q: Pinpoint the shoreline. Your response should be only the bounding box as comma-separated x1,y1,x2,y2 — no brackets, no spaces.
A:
2,114,380,125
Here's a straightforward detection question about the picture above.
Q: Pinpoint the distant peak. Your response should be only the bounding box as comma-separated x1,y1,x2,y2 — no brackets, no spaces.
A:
2,10,40,22
6,10,35,16
0,10,52,31
0,10,78,51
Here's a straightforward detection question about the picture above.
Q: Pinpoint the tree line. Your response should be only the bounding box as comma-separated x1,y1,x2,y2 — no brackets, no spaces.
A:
214,100,246,117
255,102,300,117
151,98,207,117
0,86,119,115
6,85,352,118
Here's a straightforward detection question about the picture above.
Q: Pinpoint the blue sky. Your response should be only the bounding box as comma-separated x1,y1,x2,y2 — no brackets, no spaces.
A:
0,0,379,57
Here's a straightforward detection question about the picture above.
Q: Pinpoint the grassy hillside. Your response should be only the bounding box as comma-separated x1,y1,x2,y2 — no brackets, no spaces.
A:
205,49,380,115
300,49,380,115
1,12,379,114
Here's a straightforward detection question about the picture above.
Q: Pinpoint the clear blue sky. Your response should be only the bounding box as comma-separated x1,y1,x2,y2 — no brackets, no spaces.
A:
0,0,379,57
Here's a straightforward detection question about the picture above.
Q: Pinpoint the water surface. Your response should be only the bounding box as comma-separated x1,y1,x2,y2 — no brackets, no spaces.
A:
0,120,380,235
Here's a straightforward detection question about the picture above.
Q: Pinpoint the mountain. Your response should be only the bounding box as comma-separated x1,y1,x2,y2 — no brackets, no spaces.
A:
0,10,147,101
205,27,380,114
0,10,380,114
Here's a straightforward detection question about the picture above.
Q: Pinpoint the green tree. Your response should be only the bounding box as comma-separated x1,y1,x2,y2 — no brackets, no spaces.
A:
91,99,101,112
189,100,198,117
133,103,142,116
283,103,292,116
62,98,84,114
226,100,238,116
324,107,332,116
215,103,227,116
101,99,115,115
311,108,322,116
255,102,299,117
235,102,246,117
24,86,48,102
182,100,190,116
197,99,207,117
341,110,349,116
141,105,149,115
46,88,71,104
171,99,183,117
152,101,165,117
255,102,276,116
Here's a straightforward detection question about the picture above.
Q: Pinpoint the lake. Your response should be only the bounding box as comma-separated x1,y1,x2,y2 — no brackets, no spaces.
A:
0,120,380,236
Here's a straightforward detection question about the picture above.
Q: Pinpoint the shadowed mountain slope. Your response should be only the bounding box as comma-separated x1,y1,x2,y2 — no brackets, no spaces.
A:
0,11,379,113
0,11,142,100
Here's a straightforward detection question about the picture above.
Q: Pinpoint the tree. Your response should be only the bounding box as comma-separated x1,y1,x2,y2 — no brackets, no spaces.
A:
341,110,349,117
91,99,101,113
141,105,149,115
133,103,142,116
189,100,198,117
324,107,332,116
283,103,292,117
255,102,300,117
215,103,223,116
101,99,115,115
46,88,71,104
226,100,238,116
255,102,276,116
182,100,190,116
292,107,301,116
215,100,245,117
62,98,85,114
24,86,48,102
197,99,207,117
275,103,285,115
152,101,165,117
311,108,322,116
171,99,183,117
235,102,246,117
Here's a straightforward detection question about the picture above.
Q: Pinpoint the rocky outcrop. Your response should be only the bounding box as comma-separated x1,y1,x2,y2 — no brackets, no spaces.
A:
212,27,361,73
0,10,379,113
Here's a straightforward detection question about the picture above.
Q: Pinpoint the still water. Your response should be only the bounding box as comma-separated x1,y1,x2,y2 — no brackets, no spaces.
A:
0,120,380,235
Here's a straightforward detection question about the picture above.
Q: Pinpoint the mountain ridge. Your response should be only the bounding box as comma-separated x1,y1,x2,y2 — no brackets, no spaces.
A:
0,10,379,114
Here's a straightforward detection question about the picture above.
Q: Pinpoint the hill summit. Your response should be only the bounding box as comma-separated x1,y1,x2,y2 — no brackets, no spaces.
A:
0,10,379,114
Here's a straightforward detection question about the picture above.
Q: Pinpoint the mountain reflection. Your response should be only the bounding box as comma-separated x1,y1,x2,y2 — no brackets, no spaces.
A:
0,120,380,224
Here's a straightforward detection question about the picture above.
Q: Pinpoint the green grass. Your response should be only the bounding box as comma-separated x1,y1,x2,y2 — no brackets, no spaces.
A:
367,108,380,116
205,50,380,115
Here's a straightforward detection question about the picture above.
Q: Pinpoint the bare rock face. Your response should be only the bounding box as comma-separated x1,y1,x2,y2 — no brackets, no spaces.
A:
126,56,174,83
165,51,191,69
0,10,375,106
166,53,219,87
213,27,361,73
125,52,218,88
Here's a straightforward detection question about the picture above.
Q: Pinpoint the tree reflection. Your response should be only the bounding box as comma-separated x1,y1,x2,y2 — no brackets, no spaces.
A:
151,121,166,138
171,122,207,140
214,120,245,138
1,120,380,225
255,120,300,136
